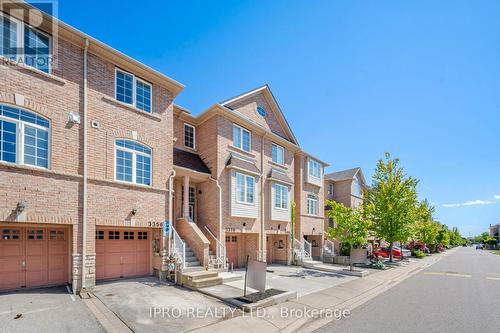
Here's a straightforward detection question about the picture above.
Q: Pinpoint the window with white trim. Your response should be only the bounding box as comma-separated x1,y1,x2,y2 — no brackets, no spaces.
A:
328,183,334,195
184,123,195,149
115,69,152,112
307,194,318,215
0,104,50,168
353,178,363,197
274,183,288,209
272,143,284,165
0,12,51,73
308,158,321,179
236,172,254,204
233,124,251,152
115,139,152,185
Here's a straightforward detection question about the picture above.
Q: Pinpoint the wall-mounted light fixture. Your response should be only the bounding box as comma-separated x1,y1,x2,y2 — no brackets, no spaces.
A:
131,208,137,216
68,112,81,124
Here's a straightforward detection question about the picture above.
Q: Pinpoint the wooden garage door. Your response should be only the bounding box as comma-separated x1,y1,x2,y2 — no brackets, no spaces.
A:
95,229,150,280
0,226,69,292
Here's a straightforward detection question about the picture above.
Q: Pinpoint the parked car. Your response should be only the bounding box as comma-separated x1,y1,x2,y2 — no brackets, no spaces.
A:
373,247,402,259
476,244,484,250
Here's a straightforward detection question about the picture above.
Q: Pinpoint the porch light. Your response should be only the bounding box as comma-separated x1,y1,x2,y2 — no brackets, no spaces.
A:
131,208,138,216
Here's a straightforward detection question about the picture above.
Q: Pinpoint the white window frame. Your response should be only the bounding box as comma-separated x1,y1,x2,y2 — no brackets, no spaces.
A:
308,158,321,179
307,194,318,216
184,123,195,149
114,140,152,186
328,183,334,195
274,183,289,210
353,178,363,197
235,172,255,205
0,111,51,170
232,124,251,152
271,143,285,165
115,68,153,113
0,12,53,73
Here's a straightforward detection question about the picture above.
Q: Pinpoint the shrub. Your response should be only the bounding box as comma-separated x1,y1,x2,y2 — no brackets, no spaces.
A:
414,249,425,258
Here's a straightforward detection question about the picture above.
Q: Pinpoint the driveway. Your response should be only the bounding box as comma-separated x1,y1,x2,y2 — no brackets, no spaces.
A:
93,277,239,333
0,286,104,333
227,264,359,297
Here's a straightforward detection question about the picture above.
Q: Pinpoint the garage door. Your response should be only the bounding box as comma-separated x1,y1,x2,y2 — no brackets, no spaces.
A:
0,226,69,292
95,229,150,280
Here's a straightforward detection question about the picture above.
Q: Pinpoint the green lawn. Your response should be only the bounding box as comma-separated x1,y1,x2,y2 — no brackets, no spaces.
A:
491,251,500,255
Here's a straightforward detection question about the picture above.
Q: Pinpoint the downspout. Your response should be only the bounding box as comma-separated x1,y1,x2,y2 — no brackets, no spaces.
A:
260,133,267,261
167,169,176,252
210,177,222,259
81,38,89,292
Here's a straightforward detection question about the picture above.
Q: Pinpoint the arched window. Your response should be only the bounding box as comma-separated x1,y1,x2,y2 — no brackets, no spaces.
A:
115,139,152,186
0,104,50,168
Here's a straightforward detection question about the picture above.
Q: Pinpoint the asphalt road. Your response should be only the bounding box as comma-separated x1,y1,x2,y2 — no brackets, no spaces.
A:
316,247,500,333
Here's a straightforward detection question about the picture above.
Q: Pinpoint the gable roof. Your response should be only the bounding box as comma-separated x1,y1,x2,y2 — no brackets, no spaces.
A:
219,85,299,145
325,167,366,184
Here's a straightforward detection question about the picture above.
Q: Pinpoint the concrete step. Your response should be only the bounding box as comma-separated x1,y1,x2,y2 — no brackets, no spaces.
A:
183,270,219,281
185,255,198,262
218,272,243,283
185,276,223,289
302,260,323,269
186,261,201,267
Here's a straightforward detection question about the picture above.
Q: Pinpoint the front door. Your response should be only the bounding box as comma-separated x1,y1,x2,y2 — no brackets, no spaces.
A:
225,235,238,268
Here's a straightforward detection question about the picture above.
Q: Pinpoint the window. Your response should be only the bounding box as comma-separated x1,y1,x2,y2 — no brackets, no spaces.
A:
308,159,321,179
27,229,43,240
184,123,195,149
0,104,50,168
181,186,196,204
236,172,254,204
95,230,104,240
115,69,152,112
109,231,120,240
353,179,363,197
272,143,284,165
257,106,266,117
233,124,251,152
49,230,65,240
2,229,20,240
138,231,148,240
274,183,288,209
115,139,152,186
307,194,318,215
0,12,52,73
328,183,334,195
124,231,134,240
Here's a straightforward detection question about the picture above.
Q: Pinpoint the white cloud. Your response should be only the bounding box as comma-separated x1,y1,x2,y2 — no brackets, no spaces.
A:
442,200,495,208
494,195,500,200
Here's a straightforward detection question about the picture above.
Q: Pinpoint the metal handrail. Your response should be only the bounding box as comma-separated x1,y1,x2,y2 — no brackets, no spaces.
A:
172,227,186,269
303,239,312,259
204,226,226,269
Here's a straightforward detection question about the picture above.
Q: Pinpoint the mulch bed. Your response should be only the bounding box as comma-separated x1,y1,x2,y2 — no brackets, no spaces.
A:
234,288,285,304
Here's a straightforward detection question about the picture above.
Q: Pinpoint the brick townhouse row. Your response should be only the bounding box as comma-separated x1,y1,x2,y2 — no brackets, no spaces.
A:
0,4,366,293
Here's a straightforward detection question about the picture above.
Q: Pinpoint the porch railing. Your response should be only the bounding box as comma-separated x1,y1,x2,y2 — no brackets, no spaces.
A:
204,226,226,269
172,226,186,269
303,239,312,260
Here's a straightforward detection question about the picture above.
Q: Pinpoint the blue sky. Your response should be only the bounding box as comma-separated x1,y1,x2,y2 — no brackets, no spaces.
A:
48,0,499,236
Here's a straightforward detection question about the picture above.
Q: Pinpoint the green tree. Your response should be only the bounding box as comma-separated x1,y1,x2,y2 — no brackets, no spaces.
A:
363,153,419,261
436,225,451,248
326,200,370,270
414,200,439,246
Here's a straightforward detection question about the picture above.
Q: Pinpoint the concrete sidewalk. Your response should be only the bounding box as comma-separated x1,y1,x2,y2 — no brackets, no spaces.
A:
190,250,455,333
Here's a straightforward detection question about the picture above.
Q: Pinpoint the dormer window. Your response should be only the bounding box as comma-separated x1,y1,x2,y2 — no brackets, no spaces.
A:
184,123,195,149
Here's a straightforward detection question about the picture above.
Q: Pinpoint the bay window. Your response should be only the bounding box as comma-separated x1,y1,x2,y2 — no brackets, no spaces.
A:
274,183,288,209
307,194,318,215
308,158,321,179
236,172,254,204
